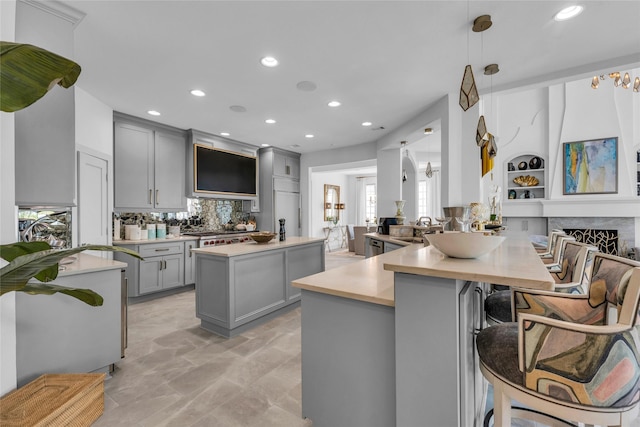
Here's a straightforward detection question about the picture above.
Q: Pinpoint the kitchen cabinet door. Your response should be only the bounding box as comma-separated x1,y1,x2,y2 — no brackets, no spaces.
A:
184,241,197,285
114,122,154,209
274,190,300,237
161,253,184,290
273,152,300,179
154,131,186,210
139,258,163,294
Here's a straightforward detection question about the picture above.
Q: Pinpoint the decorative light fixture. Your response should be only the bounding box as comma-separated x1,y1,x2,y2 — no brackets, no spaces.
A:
590,71,639,92
401,140,408,183
325,202,332,209
339,203,345,210
459,15,492,111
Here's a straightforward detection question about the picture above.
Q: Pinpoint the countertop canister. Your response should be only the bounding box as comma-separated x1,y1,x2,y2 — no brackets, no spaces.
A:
146,223,156,240
156,223,166,239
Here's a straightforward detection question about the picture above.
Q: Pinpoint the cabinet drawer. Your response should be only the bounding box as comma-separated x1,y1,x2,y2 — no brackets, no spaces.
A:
139,242,184,257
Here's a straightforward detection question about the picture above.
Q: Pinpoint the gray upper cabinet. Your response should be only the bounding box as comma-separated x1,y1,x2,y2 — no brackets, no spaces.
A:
273,151,300,179
114,113,187,211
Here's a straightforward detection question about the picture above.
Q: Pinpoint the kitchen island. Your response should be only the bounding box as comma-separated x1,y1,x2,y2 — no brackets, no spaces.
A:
192,236,325,337
15,254,127,386
292,233,553,427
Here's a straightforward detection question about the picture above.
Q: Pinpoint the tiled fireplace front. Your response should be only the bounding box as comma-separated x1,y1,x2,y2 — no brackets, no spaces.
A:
548,217,636,258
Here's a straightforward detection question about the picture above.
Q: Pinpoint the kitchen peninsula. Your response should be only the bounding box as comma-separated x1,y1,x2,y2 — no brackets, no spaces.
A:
192,236,325,337
292,234,554,427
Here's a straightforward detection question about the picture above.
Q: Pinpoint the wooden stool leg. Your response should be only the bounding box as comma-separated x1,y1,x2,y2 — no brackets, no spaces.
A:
493,382,512,427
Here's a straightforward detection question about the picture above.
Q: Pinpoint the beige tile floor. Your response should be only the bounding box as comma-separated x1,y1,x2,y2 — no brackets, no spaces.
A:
94,249,363,427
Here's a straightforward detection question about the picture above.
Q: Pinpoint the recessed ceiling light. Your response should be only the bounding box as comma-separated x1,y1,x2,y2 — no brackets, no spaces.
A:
147,110,160,116
328,101,341,107
261,144,270,147
554,5,583,21
265,119,276,124
190,89,205,97
305,134,314,138
362,121,372,127
291,144,301,148
229,105,247,113
220,132,230,137
260,56,278,67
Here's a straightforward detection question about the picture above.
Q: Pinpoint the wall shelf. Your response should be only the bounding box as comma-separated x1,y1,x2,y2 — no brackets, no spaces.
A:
505,155,546,201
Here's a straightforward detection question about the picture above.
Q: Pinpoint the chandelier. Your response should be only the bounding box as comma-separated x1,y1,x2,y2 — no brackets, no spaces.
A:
591,72,639,92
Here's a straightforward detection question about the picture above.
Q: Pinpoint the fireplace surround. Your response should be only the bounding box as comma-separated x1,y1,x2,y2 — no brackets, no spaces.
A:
548,217,635,258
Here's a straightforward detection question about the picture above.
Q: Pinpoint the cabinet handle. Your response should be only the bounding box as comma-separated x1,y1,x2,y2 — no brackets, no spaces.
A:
159,262,163,271
473,285,484,336
156,189,159,205
189,244,193,257
163,260,167,270
155,248,170,252
149,189,153,204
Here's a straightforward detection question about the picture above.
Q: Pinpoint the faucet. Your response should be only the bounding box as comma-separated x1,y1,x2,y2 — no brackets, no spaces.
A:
416,216,432,227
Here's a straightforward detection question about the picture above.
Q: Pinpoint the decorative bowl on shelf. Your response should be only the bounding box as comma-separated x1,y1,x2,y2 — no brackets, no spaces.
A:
513,175,539,187
425,232,506,259
249,232,277,244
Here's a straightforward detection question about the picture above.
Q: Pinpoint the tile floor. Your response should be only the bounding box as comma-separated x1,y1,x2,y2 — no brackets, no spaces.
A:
94,249,364,427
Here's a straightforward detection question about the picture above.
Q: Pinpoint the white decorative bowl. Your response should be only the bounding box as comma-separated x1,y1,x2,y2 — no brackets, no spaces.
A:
425,232,505,259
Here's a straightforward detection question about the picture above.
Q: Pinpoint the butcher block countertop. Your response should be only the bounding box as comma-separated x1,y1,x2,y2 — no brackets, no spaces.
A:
191,236,326,257
292,233,554,307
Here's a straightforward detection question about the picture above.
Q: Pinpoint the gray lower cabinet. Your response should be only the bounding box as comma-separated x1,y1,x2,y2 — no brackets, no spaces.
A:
184,240,197,285
115,241,185,297
15,267,123,387
195,241,324,337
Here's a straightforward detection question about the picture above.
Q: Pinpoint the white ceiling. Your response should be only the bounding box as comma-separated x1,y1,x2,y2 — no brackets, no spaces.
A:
62,1,640,155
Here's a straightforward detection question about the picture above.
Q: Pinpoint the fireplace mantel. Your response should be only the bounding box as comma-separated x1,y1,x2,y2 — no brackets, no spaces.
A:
540,198,639,217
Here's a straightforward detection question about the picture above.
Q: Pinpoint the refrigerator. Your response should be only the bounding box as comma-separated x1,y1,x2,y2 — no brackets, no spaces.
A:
274,190,301,237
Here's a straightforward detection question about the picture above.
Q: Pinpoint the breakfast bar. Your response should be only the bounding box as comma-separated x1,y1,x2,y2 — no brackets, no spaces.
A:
192,236,325,337
292,233,554,427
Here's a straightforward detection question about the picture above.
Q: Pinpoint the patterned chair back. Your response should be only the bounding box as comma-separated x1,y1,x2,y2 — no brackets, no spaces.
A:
589,253,640,324
546,231,565,255
553,241,598,293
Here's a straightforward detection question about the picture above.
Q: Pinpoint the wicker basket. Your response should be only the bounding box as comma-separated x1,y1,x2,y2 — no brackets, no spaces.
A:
0,373,105,426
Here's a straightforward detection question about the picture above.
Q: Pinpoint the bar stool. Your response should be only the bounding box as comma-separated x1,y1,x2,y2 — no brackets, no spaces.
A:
478,254,640,427
485,236,584,325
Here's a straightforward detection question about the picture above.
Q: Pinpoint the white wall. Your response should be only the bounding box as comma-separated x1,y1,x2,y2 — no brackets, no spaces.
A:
0,0,17,397
74,87,114,248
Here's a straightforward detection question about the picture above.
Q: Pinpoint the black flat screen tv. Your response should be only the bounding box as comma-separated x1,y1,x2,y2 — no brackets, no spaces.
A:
194,144,257,197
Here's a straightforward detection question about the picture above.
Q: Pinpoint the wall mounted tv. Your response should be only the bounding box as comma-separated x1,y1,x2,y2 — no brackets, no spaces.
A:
194,144,257,197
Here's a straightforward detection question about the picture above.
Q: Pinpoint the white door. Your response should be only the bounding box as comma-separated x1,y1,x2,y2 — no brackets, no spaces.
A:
274,191,300,237
78,152,109,255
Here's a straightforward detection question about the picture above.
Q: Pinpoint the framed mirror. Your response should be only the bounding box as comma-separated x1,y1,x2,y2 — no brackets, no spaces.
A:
324,184,340,222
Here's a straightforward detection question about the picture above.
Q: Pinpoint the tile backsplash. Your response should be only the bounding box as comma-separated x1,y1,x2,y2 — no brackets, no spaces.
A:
113,198,254,239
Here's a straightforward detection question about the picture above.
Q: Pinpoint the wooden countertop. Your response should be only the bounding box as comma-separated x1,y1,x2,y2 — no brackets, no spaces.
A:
58,253,127,276
383,234,554,290
292,234,554,307
192,236,325,257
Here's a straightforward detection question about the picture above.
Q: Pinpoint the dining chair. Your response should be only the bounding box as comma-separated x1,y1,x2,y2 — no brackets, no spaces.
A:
485,239,596,324
346,224,355,252
477,253,640,427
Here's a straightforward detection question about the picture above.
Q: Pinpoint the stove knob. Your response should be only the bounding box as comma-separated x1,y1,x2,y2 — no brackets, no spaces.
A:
204,241,210,246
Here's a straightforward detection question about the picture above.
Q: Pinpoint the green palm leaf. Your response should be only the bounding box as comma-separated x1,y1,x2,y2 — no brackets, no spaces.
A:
0,242,142,306
0,41,81,112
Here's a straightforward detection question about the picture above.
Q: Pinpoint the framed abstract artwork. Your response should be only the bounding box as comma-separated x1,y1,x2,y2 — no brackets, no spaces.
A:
563,137,618,195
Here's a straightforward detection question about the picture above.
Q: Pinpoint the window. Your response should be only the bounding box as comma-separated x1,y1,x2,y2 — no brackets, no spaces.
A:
365,183,377,223
418,180,427,218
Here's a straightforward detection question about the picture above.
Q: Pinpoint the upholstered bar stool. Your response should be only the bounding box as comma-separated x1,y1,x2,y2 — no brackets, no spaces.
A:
478,254,640,427
485,237,588,325
537,230,566,257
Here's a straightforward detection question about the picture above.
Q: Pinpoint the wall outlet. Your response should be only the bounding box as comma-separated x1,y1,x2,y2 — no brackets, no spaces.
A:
522,220,529,231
